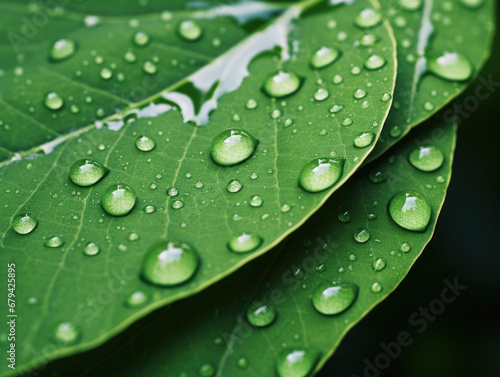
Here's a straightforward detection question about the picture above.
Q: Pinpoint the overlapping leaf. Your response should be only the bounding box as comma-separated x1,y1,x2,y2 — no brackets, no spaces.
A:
32,116,457,377
0,0,398,374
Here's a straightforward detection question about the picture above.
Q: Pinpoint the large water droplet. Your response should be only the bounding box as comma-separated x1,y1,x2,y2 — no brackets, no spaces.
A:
246,301,276,327
177,20,203,41
45,236,64,248
101,184,137,216
459,0,484,9
44,92,64,110
310,46,340,69
372,258,386,272
226,179,243,193
353,132,375,148
51,322,81,345
135,135,156,152
210,129,258,166
355,8,382,29
141,241,199,286
408,145,444,172
249,195,263,207
100,67,113,80
49,39,76,61
83,242,100,256
276,348,322,377
262,70,302,98
427,51,473,81
298,158,345,193
228,233,263,253
13,213,37,235
388,191,431,232
69,159,108,187
354,228,370,243
312,283,359,315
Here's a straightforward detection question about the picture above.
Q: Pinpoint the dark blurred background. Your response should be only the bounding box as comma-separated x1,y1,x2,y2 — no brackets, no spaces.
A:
319,8,500,377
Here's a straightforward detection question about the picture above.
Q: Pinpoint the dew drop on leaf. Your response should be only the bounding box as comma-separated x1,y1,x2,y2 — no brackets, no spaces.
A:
353,132,375,148
69,159,109,187
368,169,387,183
144,205,155,214
172,200,184,210
124,291,149,308
355,8,382,29
312,283,359,315
276,348,322,377
51,322,81,346
13,213,37,235
44,236,64,248
398,0,422,11
99,67,113,80
310,46,340,69
132,31,150,47
177,20,203,41
44,92,64,110
353,89,367,99
262,70,302,98
49,39,76,61
408,145,444,171
400,242,411,252
353,228,370,243
313,88,329,101
372,258,386,272
228,233,263,253
371,282,383,293
135,135,156,152
249,195,263,207
210,129,258,166
337,210,351,223
83,242,100,256
101,184,137,216
141,241,200,286
246,301,276,327
199,363,215,377
142,61,157,75
426,51,473,81
360,34,377,46
298,158,345,193
388,191,431,232
167,187,179,197
459,0,484,9
364,54,386,70
226,179,243,193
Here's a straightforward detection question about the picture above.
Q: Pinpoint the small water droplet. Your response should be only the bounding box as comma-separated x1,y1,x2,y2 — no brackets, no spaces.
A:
409,145,444,171
83,242,100,256
124,51,137,63
141,241,199,286
353,89,367,99
246,98,258,109
459,0,483,9
44,92,64,110
135,135,156,152
144,205,155,214
371,282,383,293
299,158,345,193
125,291,149,308
276,349,322,377
195,180,204,189
101,184,137,216
49,39,76,61
381,92,392,102
13,213,37,235
228,233,263,253
312,283,359,315
368,169,386,183
167,187,179,197
199,363,215,377
246,301,276,327
51,322,81,346
360,34,377,46
210,129,258,166
400,242,411,252
365,54,386,70
262,70,302,98
372,258,386,272
133,31,150,47
100,67,113,80
399,0,422,11
388,191,431,232
177,20,203,41
237,357,248,369
332,74,343,84
249,195,263,207
227,179,243,193
338,210,351,223
45,236,64,248
355,8,382,29
69,159,108,187
390,125,402,138
313,88,329,101
310,46,340,69
354,228,370,243
353,132,375,148
427,51,473,81
172,200,184,209
142,61,157,75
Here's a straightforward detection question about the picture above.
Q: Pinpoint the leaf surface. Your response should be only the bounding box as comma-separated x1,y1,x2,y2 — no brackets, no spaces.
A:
0,0,397,373
31,116,457,377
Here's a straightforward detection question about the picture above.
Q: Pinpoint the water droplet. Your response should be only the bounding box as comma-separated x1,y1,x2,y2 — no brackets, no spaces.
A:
128,233,139,242
332,74,343,84
45,236,64,248
69,159,108,187
262,70,302,98
368,169,386,183
125,291,149,308
199,363,215,377
353,132,375,148
351,66,361,75
101,184,137,216
354,228,370,243
177,20,203,42
427,51,473,81
51,322,80,346
228,233,263,253
133,31,150,47
338,210,351,223
459,0,484,9
172,200,184,210
399,0,422,11
313,88,329,101
124,51,137,63
330,104,344,113
141,241,199,286
388,191,431,232
227,179,243,193
299,158,345,193
144,205,155,214
249,195,263,207
44,92,64,110
360,34,377,46
365,54,386,70
400,242,411,252
312,283,358,315
49,39,76,61
13,213,37,235
210,129,258,166
390,125,402,137
408,145,444,171
167,187,179,197
342,118,353,126
83,242,100,256
353,89,367,99
281,204,291,213
423,101,434,111
246,98,258,109
100,67,113,80
372,258,386,272
246,301,276,327
310,46,340,69
381,92,392,102
276,349,322,377
355,8,382,29
142,61,157,75
135,135,156,152
237,358,248,369
371,282,383,293
271,109,282,119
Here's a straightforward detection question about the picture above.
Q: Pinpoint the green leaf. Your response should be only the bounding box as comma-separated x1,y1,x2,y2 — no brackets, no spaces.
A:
0,0,397,373
369,0,494,159
31,116,457,377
